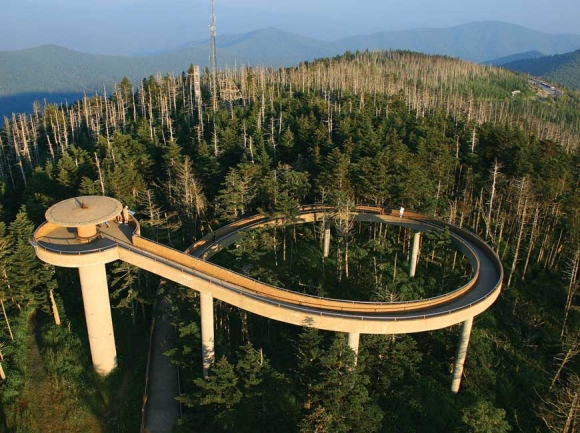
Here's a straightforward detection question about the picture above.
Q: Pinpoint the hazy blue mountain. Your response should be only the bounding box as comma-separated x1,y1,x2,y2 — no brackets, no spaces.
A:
184,28,338,67
0,45,243,118
3,21,580,118
483,50,546,66
335,21,580,62
501,49,580,89
211,28,337,66
0,44,243,95
188,21,580,66
0,92,86,118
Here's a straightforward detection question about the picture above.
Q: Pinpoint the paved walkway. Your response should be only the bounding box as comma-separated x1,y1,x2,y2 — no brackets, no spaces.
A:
143,297,180,432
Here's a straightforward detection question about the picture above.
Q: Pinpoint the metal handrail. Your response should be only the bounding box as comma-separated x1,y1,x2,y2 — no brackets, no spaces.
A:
32,238,118,255
32,216,139,256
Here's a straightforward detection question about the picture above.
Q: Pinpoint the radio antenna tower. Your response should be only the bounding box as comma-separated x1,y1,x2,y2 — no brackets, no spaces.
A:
209,0,218,112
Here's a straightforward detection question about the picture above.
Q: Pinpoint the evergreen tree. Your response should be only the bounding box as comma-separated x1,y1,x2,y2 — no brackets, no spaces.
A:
462,400,512,433
0,221,15,339
167,155,207,239
216,164,260,221
295,329,382,432
6,208,54,309
187,356,242,431
234,344,293,432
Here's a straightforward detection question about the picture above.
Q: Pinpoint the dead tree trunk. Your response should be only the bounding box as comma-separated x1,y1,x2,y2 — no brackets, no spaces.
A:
49,289,61,326
0,298,13,341
507,179,529,287
561,250,580,338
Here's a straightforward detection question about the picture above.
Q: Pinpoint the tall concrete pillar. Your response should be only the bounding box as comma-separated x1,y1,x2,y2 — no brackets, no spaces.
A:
78,264,117,375
323,222,331,258
409,231,422,278
200,291,215,377
450,316,474,393
348,332,360,365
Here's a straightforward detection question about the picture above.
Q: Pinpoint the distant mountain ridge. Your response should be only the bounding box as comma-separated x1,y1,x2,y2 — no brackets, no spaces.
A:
482,51,546,66
2,21,580,118
0,44,243,96
213,28,335,66
501,50,580,89
185,21,580,64
335,21,580,62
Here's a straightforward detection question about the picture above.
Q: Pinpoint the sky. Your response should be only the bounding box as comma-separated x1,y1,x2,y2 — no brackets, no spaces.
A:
2,0,579,56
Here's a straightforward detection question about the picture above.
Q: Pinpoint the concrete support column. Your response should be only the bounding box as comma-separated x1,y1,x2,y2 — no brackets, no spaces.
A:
450,316,474,393
78,264,117,375
200,291,215,377
348,332,360,365
324,222,330,257
409,231,422,278
323,222,331,258
77,224,97,239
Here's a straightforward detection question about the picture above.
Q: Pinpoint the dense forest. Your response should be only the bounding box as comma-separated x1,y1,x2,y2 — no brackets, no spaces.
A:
0,50,579,432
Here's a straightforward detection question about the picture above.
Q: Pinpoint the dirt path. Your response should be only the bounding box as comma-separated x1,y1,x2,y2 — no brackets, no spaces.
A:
143,296,181,432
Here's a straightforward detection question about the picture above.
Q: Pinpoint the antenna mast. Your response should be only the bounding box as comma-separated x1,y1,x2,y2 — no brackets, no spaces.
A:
209,0,218,112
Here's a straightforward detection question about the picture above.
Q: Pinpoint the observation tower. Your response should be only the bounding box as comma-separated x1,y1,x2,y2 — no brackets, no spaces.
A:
37,196,125,375
33,197,503,395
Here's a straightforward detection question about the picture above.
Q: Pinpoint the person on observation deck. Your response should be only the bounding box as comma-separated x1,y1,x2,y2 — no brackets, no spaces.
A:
122,205,129,225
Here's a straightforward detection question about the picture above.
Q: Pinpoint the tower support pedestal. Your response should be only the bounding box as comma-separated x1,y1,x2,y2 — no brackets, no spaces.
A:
348,332,360,365
450,317,473,393
410,231,421,278
200,291,215,377
78,264,117,375
323,222,331,258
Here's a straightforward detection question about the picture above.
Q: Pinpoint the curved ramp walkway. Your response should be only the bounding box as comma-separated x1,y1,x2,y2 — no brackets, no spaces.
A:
33,201,503,430
181,206,503,332
34,205,502,333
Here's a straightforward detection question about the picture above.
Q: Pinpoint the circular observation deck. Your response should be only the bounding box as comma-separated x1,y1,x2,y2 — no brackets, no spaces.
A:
45,196,123,242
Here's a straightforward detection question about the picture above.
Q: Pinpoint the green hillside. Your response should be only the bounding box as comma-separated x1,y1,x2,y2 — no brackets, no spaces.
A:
503,49,580,89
